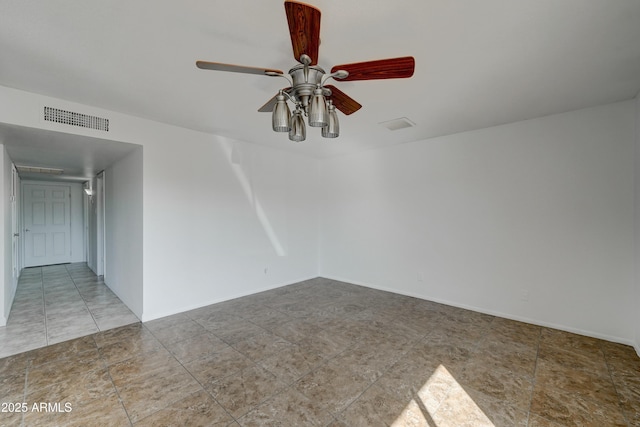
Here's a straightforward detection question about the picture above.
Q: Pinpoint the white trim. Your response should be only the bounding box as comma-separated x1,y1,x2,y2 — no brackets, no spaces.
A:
321,275,637,347
96,171,105,277
10,163,20,301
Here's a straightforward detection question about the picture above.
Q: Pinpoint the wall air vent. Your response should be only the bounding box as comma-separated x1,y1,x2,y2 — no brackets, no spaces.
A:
16,165,64,175
44,106,109,132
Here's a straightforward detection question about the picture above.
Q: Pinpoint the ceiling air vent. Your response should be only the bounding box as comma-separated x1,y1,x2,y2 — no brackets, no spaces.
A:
379,117,415,131
44,106,109,132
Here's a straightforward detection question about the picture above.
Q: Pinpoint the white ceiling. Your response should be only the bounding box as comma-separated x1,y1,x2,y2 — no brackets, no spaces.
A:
0,123,139,182
1,0,640,165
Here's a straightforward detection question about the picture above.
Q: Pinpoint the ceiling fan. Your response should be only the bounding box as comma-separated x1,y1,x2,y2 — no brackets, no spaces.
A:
196,0,415,142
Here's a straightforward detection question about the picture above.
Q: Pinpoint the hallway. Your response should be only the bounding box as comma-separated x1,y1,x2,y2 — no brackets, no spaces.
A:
0,263,139,358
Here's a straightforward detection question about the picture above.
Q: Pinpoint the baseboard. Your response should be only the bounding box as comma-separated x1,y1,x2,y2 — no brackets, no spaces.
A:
140,275,319,322
0,315,6,327
321,274,636,347
635,342,640,358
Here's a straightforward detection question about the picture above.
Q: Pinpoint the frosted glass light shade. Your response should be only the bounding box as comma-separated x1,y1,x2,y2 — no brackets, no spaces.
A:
289,109,306,142
321,103,339,138
272,94,291,132
308,87,328,127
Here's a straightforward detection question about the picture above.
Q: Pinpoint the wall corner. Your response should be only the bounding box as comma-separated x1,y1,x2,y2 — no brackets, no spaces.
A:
634,94,640,354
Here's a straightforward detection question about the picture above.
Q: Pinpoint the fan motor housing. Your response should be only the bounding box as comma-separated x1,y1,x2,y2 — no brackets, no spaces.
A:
289,65,326,107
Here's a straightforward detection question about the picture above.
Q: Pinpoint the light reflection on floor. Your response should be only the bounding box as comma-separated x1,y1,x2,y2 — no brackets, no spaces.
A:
392,365,495,427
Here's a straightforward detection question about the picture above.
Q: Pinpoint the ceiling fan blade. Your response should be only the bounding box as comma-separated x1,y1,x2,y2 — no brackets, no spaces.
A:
196,61,283,76
324,85,362,115
258,88,292,112
331,56,415,81
284,1,321,65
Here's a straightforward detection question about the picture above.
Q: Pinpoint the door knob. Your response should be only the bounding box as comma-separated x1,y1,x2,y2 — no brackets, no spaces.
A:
13,233,19,237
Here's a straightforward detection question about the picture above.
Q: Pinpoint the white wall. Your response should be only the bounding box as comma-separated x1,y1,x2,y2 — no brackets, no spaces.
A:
105,148,143,318
86,173,105,275
69,183,85,263
634,94,640,355
86,175,97,274
142,137,319,320
0,85,320,322
321,101,636,344
0,145,11,326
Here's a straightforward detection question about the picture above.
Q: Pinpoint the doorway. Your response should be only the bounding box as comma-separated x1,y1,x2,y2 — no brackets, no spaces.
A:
97,172,105,276
11,164,21,288
22,182,72,267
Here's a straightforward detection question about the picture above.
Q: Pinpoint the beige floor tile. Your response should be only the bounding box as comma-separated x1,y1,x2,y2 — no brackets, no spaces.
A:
1,263,139,358
134,390,233,426
330,340,402,383
296,328,353,359
488,317,542,344
214,319,268,344
23,388,130,427
0,410,23,427
471,339,538,379
535,358,619,406
26,349,104,393
539,328,604,358
537,344,609,377
294,361,371,415
457,361,534,411
408,339,473,377
208,365,288,418
463,387,529,427
164,331,230,364
269,319,324,343
232,331,295,362
146,318,207,345
259,343,326,384
96,325,163,366
1,277,639,426
238,388,334,427
26,367,116,408
529,386,628,426
108,347,182,387
0,367,27,402
244,309,295,331
184,346,254,387
376,360,454,413
431,382,498,427
338,384,411,427
116,365,201,423
29,335,98,366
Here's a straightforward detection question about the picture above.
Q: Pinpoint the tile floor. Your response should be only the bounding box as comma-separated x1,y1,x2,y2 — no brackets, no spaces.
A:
0,263,139,358
1,277,639,426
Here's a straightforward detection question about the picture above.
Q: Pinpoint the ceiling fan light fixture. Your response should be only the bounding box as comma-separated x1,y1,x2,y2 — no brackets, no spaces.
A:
322,102,339,138
272,93,291,132
196,1,415,144
308,86,328,127
289,107,306,142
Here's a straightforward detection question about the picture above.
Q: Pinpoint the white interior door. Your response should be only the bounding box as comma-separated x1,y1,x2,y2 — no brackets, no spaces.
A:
23,183,72,267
